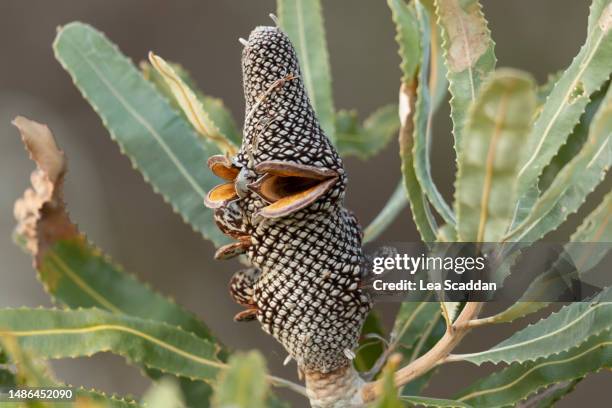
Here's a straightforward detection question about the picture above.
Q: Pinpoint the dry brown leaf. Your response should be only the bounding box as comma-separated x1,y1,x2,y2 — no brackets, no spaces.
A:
12,116,78,266
398,82,417,155
437,0,489,73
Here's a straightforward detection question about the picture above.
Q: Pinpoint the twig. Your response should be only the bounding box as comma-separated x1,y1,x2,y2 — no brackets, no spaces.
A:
360,301,483,402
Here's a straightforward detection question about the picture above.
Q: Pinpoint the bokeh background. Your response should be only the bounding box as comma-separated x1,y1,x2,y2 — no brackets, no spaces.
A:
0,1,609,406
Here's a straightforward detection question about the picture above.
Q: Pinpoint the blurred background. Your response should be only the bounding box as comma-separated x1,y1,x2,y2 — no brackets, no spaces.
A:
0,0,609,406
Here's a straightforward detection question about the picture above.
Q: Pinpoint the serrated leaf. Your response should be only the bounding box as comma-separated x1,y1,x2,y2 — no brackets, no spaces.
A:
12,116,222,408
434,0,496,156
141,61,241,146
39,240,221,407
472,190,612,326
336,105,400,160
536,71,563,106
148,53,238,156
515,0,612,200
0,336,58,394
441,301,460,325
453,287,612,365
388,0,455,231
53,22,229,247
388,0,421,83
79,391,141,408
400,396,472,408
455,69,536,241
455,330,612,407
0,308,224,382
400,83,438,242
387,0,437,241
538,82,608,192
39,239,221,349
277,0,336,143
0,335,141,408
569,190,612,244
506,78,612,242
213,351,268,408
413,1,456,227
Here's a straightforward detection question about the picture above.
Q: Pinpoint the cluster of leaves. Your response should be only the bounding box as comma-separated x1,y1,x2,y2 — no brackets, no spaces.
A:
1,0,610,407
371,0,611,406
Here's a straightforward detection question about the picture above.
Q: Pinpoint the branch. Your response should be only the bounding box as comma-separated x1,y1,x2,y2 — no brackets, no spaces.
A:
360,301,483,402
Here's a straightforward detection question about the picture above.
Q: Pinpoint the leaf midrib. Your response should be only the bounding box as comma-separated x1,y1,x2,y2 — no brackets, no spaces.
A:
476,93,509,242
458,339,612,402
5,323,224,370
457,302,612,362
516,27,607,186
47,250,122,315
59,29,207,199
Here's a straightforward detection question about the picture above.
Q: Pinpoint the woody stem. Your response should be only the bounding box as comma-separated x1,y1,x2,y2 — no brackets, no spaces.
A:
360,301,483,402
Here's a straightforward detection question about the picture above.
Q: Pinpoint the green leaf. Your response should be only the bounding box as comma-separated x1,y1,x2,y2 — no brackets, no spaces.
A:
371,356,403,408
39,238,221,348
355,311,386,372
390,297,445,394
39,240,222,407
213,351,269,408
455,69,537,241
80,390,142,408
455,330,612,407
389,0,437,241
536,71,563,106
141,61,241,146
471,190,612,326
53,22,229,247
277,0,336,143
336,105,400,160
569,190,612,244
400,396,472,407
515,0,612,199
441,301,460,325
427,3,450,114
538,82,608,192
392,299,441,359
142,378,185,408
400,87,438,242
0,368,16,387
388,0,421,83
148,53,238,156
12,114,222,407
434,0,496,156
363,181,409,243
413,1,456,227
388,0,445,241
506,77,612,242
0,308,224,383
452,287,612,365
0,335,141,408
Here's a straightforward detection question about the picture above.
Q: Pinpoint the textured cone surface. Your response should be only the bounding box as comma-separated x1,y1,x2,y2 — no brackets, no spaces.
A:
209,25,371,373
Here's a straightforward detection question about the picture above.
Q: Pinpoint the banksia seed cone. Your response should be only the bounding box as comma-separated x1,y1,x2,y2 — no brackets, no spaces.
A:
205,24,371,374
